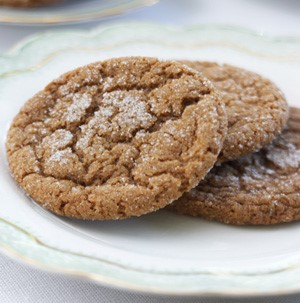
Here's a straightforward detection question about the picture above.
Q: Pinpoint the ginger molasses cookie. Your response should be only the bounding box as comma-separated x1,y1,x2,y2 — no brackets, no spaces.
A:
6,57,227,220
169,108,300,225
0,0,59,7
180,61,288,162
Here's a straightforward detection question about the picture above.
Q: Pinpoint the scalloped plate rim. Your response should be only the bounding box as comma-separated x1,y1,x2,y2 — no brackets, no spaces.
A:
1,22,300,297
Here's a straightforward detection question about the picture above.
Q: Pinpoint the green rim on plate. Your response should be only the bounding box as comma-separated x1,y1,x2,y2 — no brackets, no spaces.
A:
1,22,300,297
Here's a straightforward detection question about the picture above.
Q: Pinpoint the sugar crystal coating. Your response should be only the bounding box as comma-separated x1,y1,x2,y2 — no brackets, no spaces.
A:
169,108,300,225
180,61,289,162
6,57,227,220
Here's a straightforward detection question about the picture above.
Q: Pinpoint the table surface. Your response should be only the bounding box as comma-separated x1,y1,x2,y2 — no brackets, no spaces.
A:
1,0,300,302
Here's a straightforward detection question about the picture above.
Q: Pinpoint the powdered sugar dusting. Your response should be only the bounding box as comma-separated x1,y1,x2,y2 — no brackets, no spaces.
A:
214,135,300,189
40,129,74,165
58,82,80,97
103,77,113,90
48,148,72,165
76,90,156,149
266,141,300,169
42,129,73,151
76,127,93,150
63,92,92,122
76,106,114,150
102,91,155,134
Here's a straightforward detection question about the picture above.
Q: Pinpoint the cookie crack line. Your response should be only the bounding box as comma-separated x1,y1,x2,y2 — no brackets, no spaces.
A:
12,91,209,187
10,67,212,187
6,57,227,220
15,60,183,137
179,61,288,163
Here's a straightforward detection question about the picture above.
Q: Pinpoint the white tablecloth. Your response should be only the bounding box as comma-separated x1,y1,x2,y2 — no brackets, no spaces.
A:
1,0,300,301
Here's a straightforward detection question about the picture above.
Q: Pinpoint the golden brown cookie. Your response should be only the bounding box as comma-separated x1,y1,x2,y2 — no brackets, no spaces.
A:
180,61,289,162
0,0,59,7
169,107,300,225
6,57,227,220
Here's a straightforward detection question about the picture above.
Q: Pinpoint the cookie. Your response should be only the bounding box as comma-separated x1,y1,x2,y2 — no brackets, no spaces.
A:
180,61,288,162
169,107,300,225
6,57,227,220
0,0,59,7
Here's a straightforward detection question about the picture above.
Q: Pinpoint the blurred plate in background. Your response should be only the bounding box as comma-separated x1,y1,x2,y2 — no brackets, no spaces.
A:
0,0,158,25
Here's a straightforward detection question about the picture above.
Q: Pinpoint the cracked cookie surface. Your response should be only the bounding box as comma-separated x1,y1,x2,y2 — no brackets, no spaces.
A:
6,57,227,220
180,61,288,162
169,108,300,225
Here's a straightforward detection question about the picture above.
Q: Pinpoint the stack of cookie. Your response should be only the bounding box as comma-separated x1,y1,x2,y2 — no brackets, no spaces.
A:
6,57,299,225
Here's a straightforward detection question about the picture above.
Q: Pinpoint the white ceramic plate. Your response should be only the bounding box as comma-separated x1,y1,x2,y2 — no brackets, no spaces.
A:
1,23,300,297
0,0,158,25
